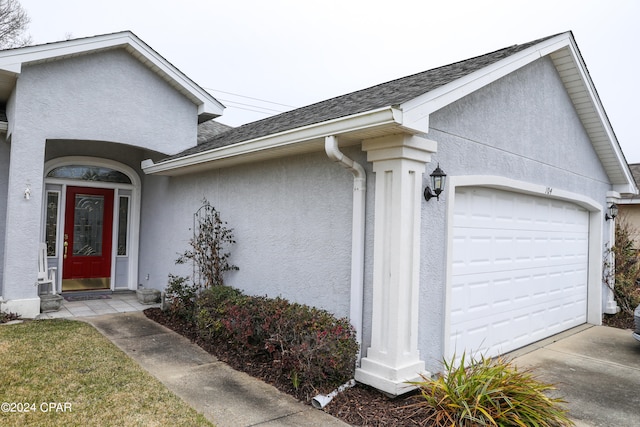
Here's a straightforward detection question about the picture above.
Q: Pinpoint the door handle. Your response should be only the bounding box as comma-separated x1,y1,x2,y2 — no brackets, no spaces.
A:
63,241,68,259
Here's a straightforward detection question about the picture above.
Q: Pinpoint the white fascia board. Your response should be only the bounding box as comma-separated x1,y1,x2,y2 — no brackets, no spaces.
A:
616,198,640,205
0,32,224,118
401,31,637,195
0,32,137,69
143,107,404,175
401,33,574,128
562,37,637,194
121,34,224,116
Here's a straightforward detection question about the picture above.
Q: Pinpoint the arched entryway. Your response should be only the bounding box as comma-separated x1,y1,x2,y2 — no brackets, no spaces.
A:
43,157,141,292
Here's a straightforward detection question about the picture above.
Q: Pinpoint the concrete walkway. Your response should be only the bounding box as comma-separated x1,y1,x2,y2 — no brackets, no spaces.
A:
82,312,347,427
510,325,640,427
37,291,161,318
76,307,640,426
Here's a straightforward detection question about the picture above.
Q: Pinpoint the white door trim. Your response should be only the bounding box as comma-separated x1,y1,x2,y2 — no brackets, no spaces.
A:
43,156,141,291
443,175,604,359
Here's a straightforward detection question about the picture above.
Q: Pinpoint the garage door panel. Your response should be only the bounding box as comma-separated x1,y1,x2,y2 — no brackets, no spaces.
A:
449,187,589,360
452,229,588,276
450,295,586,357
451,267,587,324
454,191,589,233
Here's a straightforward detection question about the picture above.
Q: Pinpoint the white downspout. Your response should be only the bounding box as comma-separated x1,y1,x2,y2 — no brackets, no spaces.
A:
324,135,366,362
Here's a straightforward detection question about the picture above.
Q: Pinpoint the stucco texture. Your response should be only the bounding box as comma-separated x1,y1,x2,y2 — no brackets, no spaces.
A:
417,56,612,372
0,139,9,294
139,148,372,319
2,48,200,302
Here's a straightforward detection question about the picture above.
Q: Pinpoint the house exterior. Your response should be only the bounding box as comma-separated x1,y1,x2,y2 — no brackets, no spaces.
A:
1,31,636,395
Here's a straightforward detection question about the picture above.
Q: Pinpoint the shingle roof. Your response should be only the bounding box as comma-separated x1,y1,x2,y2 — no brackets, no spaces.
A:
169,33,560,161
197,120,233,144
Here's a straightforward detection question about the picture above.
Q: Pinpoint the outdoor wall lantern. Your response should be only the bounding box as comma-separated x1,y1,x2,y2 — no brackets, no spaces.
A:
424,164,447,201
605,203,618,221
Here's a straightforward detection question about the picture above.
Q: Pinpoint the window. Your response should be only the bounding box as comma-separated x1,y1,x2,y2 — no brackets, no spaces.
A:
117,196,130,256
47,165,131,184
45,191,60,256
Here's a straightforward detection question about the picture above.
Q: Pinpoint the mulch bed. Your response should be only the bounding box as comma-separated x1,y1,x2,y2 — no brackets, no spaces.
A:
143,307,428,426
602,311,636,330
144,307,638,426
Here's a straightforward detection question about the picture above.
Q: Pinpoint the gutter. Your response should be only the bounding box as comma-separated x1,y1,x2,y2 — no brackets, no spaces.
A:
142,106,406,176
325,135,365,362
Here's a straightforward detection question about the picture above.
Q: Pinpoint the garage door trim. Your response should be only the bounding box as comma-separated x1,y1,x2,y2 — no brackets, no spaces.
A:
443,175,603,359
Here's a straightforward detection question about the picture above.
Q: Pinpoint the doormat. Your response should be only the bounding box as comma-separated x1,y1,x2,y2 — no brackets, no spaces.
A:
63,294,112,302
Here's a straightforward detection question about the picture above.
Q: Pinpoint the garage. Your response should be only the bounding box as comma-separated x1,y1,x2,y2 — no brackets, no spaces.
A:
448,187,589,359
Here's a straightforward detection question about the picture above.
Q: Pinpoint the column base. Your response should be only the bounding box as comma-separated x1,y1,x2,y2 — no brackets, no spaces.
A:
1,297,41,319
355,356,429,396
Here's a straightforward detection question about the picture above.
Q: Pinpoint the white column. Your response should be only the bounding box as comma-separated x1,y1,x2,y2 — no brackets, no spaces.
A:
604,191,620,314
356,134,437,396
1,134,45,318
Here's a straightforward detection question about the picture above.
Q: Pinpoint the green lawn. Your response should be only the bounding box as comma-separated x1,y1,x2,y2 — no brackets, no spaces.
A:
0,319,213,427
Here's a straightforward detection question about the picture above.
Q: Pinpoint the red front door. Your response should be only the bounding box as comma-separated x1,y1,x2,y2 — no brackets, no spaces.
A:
62,186,114,291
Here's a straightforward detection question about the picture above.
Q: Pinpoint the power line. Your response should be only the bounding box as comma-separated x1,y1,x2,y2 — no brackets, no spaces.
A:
222,104,280,116
204,87,296,109
218,98,287,114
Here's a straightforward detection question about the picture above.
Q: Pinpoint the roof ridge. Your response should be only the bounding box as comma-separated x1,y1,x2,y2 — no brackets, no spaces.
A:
225,34,564,132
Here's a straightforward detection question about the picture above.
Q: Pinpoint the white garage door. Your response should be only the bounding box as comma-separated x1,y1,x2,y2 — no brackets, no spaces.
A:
448,187,589,359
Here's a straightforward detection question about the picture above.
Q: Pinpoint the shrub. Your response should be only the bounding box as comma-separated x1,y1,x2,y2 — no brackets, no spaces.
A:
165,202,239,320
407,353,574,427
0,310,20,324
164,274,199,322
195,286,359,398
176,200,239,288
604,215,640,316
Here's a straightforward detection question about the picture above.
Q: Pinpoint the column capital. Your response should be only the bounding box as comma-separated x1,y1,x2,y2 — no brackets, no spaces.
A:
362,134,437,164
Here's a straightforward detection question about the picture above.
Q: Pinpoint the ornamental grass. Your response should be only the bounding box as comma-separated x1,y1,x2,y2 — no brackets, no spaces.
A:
407,353,574,427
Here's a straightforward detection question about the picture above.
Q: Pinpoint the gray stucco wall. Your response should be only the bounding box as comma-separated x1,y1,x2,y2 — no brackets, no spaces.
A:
139,147,373,318
0,138,9,293
19,49,198,155
417,56,612,372
2,47,199,304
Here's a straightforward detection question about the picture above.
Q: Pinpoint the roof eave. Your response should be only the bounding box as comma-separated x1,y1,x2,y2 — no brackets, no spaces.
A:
400,33,573,127
400,31,637,195
142,106,410,176
559,36,638,195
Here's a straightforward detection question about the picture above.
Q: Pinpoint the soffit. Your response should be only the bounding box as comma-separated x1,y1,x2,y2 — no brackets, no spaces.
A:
549,45,632,189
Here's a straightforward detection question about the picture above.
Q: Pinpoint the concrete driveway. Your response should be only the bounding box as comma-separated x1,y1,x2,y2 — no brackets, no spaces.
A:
511,325,640,427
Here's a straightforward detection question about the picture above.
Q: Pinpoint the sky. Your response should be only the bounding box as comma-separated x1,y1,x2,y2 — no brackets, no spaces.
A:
18,0,640,163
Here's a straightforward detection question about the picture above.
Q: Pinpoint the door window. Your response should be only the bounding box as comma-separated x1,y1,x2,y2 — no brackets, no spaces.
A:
45,191,60,256
117,196,130,256
72,194,105,256
47,165,131,184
